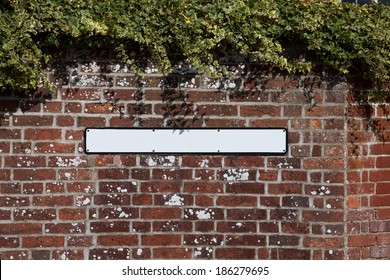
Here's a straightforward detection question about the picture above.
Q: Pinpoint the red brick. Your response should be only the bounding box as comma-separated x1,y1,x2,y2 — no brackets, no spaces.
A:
56,116,75,126
349,235,377,247
226,235,266,246
348,158,375,169
186,90,226,102
370,144,390,155
377,209,390,220
78,116,106,127
153,248,192,259
142,234,181,246
240,105,280,117
195,221,214,232
281,171,307,181
22,236,64,248
0,237,20,248
59,208,86,220
217,222,256,233
13,115,53,126
61,88,101,100
224,156,265,167
141,208,181,219
52,250,84,260
0,196,29,207
98,168,129,179
184,182,223,193
45,222,85,234
140,182,181,193
370,246,390,258
99,207,139,219
152,169,192,180
227,209,266,220
215,248,255,259
303,210,343,222
204,118,246,127
184,208,223,220
251,119,289,128
14,209,56,220
67,236,93,247
0,129,21,139
371,195,390,206
0,183,21,194
305,106,344,117
5,156,46,167
132,194,153,205
268,183,302,194
24,129,62,140
0,210,11,220
32,196,73,207
153,221,193,232
13,169,56,180
304,237,344,248
0,223,42,235
97,235,138,246
304,158,344,169
278,249,310,260
0,251,29,260
260,196,280,207
377,234,390,245
216,196,257,207
347,196,360,209
109,117,136,127
94,194,131,205
64,102,82,113
42,101,62,113
269,235,300,246
89,248,131,260
282,222,310,234
90,221,129,233
99,181,137,193
282,196,309,207
181,156,222,167
259,222,279,233
376,157,390,168
65,130,84,140
226,182,265,194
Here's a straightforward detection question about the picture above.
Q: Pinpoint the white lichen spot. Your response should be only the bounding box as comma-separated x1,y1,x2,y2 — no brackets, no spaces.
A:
137,249,143,256
223,169,249,181
164,194,184,206
326,204,332,209
195,209,213,220
199,159,209,168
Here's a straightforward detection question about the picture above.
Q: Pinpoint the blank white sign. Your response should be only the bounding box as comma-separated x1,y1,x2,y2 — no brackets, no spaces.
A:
84,128,287,154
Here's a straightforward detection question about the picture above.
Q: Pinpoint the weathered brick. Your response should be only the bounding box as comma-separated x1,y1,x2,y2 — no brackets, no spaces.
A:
215,248,256,259
45,222,86,234
153,248,192,259
141,208,181,219
90,221,129,233
216,196,257,207
142,234,181,246
184,182,223,193
22,236,64,248
25,129,62,140
97,235,138,246
349,235,377,247
89,248,131,260
14,209,56,220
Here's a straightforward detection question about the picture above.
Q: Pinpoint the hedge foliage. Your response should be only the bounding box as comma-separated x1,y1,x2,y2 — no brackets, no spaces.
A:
0,0,389,99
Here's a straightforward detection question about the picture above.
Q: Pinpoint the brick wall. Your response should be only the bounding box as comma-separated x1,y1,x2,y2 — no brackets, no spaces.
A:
0,52,388,260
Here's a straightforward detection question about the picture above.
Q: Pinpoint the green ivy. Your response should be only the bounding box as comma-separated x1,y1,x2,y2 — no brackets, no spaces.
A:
0,0,389,100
